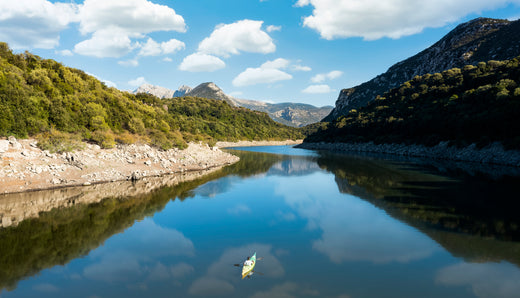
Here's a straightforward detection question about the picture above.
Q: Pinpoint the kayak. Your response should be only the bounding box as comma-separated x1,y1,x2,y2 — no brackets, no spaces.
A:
241,252,256,279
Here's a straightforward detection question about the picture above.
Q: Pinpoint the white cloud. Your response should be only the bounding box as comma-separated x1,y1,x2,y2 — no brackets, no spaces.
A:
311,70,343,83
198,19,276,57
128,76,148,88
232,58,293,87
74,0,186,57
118,58,139,67
178,53,226,72
292,65,312,72
0,0,78,49
261,58,290,69
302,84,333,93
77,0,186,35
163,57,173,62
74,28,136,58
138,38,185,56
296,0,520,40
56,49,73,56
266,25,282,32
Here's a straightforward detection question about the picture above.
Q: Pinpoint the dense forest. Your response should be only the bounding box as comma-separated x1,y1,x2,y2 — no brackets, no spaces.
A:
0,43,302,151
305,56,520,150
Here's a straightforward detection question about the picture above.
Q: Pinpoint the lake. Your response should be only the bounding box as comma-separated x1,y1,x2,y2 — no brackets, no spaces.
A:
1,145,520,298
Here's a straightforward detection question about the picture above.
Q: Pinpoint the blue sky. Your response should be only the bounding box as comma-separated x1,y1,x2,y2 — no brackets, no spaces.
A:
1,0,520,107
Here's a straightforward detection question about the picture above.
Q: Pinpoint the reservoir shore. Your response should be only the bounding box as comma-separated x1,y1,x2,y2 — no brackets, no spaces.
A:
0,137,301,195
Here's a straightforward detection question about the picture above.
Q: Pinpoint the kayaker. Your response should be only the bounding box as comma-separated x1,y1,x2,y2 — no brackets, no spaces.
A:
244,256,254,266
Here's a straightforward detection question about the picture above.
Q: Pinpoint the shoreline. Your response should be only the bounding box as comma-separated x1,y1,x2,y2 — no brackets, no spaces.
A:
296,141,520,167
215,139,303,148
1,137,240,195
0,138,302,195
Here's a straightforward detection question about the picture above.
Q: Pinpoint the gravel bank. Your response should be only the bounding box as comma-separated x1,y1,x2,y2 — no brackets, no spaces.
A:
0,137,239,194
296,141,520,167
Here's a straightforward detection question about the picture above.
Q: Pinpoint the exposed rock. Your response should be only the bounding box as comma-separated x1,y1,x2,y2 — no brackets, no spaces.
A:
0,139,8,153
173,85,193,97
133,83,175,98
326,17,520,121
0,139,240,194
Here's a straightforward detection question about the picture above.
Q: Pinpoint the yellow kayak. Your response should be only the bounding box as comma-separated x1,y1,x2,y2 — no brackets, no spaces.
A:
241,252,256,279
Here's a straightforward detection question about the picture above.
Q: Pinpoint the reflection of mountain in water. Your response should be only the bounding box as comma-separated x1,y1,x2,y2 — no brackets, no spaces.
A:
0,168,230,291
316,151,520,267
268,158,321,177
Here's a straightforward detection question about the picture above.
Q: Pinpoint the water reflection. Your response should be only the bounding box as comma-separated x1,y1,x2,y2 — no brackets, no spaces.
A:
2,146,520,297
274,173,441,264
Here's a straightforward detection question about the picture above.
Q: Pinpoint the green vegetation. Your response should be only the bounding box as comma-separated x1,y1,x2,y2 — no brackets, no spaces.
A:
0,43,302,151
306,57,520,149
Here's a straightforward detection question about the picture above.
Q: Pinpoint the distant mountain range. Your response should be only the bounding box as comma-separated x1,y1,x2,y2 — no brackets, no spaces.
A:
325,17,520,121
134,82,332,127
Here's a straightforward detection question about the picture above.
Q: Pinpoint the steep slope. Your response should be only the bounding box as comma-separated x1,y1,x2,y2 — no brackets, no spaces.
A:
173,85,192,97
326,17,520,121
305,56,520,150
185,82,239,107
0,43,302,149
235,98,333,127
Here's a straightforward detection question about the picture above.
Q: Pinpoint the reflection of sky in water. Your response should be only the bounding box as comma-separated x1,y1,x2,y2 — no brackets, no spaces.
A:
273,172,441,264
5,146,520,298
437,262,520,298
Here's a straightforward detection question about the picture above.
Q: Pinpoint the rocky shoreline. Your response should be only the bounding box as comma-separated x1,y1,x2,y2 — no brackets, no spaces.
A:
0,137,239,195
215,139,303,148
296,141,520,167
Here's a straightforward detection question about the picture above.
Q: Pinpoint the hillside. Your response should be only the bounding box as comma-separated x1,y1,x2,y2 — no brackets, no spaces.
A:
0,43,302,150
326,17,520,121
304,56,520,150
134,82,332,127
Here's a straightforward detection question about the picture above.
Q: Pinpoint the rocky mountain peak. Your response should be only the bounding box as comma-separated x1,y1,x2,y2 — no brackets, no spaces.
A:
173,85,192,97
325,17,520,121
134,83,176,99
185,82,239,106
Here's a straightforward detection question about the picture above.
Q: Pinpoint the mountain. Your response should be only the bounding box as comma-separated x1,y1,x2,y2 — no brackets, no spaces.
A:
133,83,175,99
135,82,332,127
234,98,333,127
173,85,192,97
185,82,332,127
326,17,520,121
0,43,302,149
304,55,520,150
184,82,239,107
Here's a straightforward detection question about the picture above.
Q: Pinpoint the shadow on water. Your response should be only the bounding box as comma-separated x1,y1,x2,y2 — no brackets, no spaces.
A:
314,150,520,268
2,147,520,292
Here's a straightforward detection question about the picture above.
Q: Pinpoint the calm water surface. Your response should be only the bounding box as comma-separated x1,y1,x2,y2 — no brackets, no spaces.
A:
1,146,520,298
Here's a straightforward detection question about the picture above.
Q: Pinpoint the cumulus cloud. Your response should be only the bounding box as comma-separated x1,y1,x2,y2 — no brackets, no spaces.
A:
292,64,312,72
302,84,333,94
75,28,136,58
75,0,186,57
311,70,343,83
56,49,73,56
118,58,139,67
0,0,78,49
128,76,148,88
266,25,282,32
198,19,276,57
138,38,185,56
178,53,226,72
232,58,293,87
296,0,520,40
